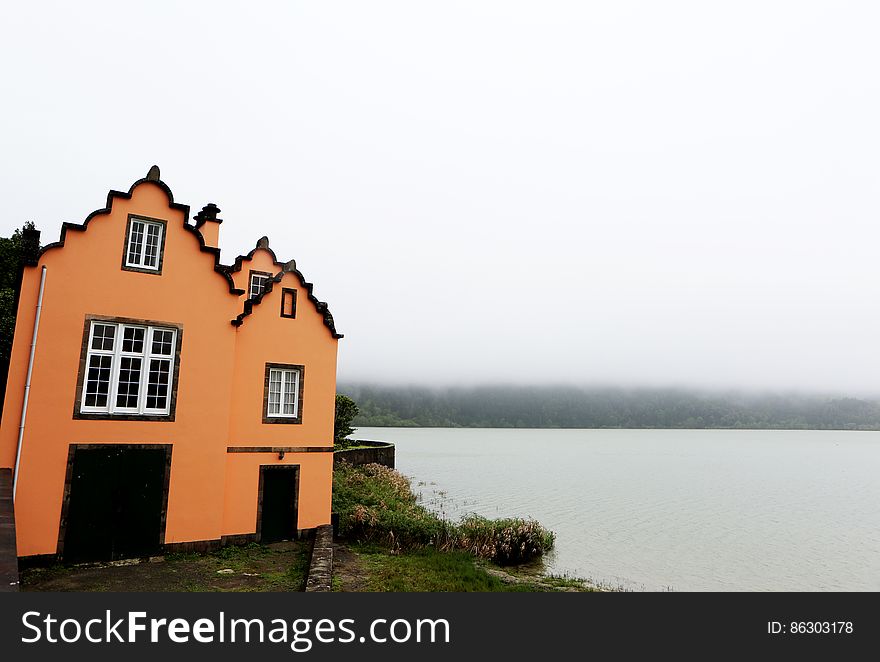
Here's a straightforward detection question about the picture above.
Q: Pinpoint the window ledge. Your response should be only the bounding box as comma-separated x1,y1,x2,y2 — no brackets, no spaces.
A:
261,415,303,425
72,411,176,422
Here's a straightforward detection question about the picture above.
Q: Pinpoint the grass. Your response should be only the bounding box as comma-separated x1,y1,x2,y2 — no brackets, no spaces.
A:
351,544,536,592
21,541,311,592
340,543,597,592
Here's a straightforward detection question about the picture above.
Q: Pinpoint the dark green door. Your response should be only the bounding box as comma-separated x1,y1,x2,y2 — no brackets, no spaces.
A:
62,446,169,563
259,466,299,543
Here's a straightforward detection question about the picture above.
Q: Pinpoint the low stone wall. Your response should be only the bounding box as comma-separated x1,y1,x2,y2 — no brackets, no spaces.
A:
333,440,395,469
305,524,333,592
0,469,18,592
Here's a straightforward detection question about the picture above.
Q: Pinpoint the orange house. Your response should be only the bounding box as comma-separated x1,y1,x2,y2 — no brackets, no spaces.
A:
0,166,342,563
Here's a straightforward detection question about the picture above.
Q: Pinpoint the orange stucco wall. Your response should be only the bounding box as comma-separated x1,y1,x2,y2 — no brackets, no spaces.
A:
0,176,339,557
222,453,333,537
228,251,338,447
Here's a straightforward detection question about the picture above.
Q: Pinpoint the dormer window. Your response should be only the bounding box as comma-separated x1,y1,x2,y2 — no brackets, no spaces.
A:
249,271,271,299
123,216,166,274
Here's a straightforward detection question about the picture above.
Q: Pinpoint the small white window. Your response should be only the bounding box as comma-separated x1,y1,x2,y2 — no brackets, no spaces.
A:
249,272,270,299
81,320,177,416
267,368,300,418
125,218,164,270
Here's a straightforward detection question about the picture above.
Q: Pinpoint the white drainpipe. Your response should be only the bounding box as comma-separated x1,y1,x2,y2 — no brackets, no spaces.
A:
13,265,47,501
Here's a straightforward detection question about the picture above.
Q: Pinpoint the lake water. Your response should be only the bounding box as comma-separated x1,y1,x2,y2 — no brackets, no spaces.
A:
355,427,880,591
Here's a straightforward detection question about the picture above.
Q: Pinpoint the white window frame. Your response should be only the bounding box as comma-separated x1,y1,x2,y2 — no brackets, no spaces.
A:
266,367,300,418
80,321,178,416
249,272,270,299
125,217,164,271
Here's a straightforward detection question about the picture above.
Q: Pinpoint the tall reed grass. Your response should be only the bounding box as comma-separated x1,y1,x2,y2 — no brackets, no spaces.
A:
333,462,555,565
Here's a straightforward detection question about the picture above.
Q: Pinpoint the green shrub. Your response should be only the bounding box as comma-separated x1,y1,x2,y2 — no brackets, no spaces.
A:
333,462,555,564
457,515,555,565
333,462,454,549
334,394,359,445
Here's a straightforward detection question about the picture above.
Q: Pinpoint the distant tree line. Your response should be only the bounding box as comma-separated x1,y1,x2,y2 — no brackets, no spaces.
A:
340,383,880,430
0,223,34,413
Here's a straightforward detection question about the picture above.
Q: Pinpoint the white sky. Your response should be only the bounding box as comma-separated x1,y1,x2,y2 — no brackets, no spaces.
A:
2,1,879,392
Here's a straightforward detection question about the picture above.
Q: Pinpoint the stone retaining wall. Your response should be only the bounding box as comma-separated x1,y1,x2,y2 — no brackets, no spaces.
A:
333,440,395,468
305,524,333,592
0,469,18,592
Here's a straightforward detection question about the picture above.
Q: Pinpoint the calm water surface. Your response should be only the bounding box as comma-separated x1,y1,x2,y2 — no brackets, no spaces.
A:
355,427,880,591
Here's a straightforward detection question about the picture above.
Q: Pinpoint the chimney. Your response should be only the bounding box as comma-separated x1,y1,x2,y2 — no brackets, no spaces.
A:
194,203,222,249
12,223,40,322
20,223,41,267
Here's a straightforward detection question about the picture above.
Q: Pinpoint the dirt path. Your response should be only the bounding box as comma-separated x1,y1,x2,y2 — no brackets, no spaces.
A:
332,543,370,592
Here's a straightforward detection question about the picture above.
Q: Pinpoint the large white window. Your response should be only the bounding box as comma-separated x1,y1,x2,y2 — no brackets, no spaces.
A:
81,321,177,415
125,218,164,270
249,272,270,299
267,367,300,418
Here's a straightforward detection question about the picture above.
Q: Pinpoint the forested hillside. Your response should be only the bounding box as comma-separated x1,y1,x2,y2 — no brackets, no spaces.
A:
340,384,880,430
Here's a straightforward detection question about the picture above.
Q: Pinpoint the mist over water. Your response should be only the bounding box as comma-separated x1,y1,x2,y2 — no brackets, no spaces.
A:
342,383,880,430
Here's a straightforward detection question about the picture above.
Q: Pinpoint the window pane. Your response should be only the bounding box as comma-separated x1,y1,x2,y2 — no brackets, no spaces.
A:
128,221,144,265
90,323,116,351
250,274,268,299
268,369,282,415
115,356,142,408
283,370,297,415
144,223,161,268
84,354,112,408
151,329,174,356
146,358,171,410
122,326,145,353
82,323,176,415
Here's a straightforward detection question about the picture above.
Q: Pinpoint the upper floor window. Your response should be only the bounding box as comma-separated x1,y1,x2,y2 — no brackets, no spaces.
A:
249,271,271,299
124,216,166,273
263,363,303,424
77,319,180,418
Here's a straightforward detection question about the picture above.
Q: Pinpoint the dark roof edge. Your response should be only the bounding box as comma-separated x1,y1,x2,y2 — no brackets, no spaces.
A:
231,253,343,339
35,166,242,295
226,236,279,273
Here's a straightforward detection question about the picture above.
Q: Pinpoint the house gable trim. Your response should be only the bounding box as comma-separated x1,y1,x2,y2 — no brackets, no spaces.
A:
35,166,244,295
231,247,343,338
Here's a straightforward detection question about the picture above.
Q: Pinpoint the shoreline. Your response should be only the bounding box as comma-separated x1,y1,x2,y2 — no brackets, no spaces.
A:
356,425,880,432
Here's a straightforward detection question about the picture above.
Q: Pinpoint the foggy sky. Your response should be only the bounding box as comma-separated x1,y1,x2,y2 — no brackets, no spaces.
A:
2,2,880,393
